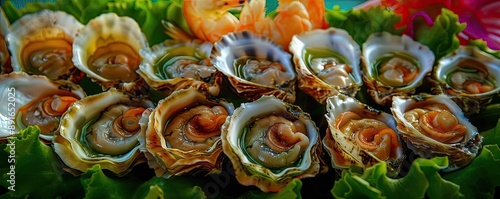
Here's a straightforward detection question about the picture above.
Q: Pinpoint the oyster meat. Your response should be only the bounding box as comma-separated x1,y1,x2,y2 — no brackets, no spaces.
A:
289,27,363,104
138,39,222,96
222,95,323,192
0,72,85,141
211,31,296,103
323,94,405,177
362,32,435,106
140,88,234,178
72,13,149,95
53,88,153,176
391,94,482,171
432,45,500,114
7,10,84,82
0,7,10,74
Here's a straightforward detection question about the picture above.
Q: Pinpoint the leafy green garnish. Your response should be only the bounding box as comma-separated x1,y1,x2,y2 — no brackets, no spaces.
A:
413,8,466,61
469,39,500,59
238,179,302,199
0,126,83,198
81,165,141,199
134,177,206,199
325,5,404,46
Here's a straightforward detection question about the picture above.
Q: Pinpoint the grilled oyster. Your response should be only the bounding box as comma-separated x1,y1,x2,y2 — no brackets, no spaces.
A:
221,95,323,192
391,94,482,171
289,27,363,104
7,10,84,82
323,94,405,177
0,72,85,142
138,39,221,96
211,31,296,103
72,13,149,96
362,32,435,106
432,46,500,114
53,88,153,176
140,88,234,178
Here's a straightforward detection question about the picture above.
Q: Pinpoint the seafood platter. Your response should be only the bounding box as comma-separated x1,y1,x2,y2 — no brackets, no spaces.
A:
0,0,499,198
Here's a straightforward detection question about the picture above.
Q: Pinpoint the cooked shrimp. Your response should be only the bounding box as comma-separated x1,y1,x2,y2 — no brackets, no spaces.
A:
298,0,327,29
183,0,246,43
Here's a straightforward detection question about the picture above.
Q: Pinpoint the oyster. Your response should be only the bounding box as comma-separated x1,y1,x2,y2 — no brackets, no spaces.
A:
432,45,500,114
53,88,153,176
7,10,84,82
323,94,405,177
289,27,363,104
391,94,482,171
0,7,10,74
0,72,85,142
72,13,149,95
138,39,222,96
140,88,234,178
362,32,435,106
211,31,296,103
222,95,323,192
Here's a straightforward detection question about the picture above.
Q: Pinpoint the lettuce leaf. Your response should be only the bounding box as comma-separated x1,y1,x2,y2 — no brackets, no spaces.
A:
469,39,500,59
133,176,205,199
237,179,302,199
443,145,500,199
0,126,84,198
325,5,404,45
413,8,466,61
481,119,500,146
80,165,142,199
331,157,463,199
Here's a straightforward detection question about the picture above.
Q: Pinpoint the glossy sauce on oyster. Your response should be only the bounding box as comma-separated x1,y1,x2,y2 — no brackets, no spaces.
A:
140,88,234,178
138,40,221,96
73,13,149,95
211,31,296,103
0,72,85,141
362,32,435,106
433,46,500,114
391,94,482,171
323,94,405,177
221,95,323,192
289,27,363,104
7,10,84,82
53,88,153,176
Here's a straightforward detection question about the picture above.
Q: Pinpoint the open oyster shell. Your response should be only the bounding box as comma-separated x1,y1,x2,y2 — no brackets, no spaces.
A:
221,95,323,192
73,13,149,96
289,27,363,104
362,32,435,106
138,39,222,96
432,45,500,114
0,72,85,142
211,31,296,103
7,10,84,82
391,94,482,171
140,88,234,178
53,88,154,176
323,94,405,177
0,7,10,74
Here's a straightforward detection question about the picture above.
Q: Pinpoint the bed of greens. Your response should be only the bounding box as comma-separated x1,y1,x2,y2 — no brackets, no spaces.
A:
1,0,499,198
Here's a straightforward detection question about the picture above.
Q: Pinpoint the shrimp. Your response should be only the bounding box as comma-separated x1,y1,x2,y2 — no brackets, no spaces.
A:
183,0,246,43
298,0,327,29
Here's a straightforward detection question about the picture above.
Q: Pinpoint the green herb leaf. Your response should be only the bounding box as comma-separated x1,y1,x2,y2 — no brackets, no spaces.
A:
468,39,500,59
238,179,302,199
133,176,205,199
0,126,83,198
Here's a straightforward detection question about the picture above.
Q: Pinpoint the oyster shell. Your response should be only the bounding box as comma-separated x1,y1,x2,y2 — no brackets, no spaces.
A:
72,13,149,96
53,88,154,176
323,94,405,177
211,31,296,103
0,72,85,142
7,10,84,82
0,7,10,74
138,39,222,96
140,88,234,178
362,32,435,106
221,95,323,192
289,27,363,104
391,94,482,171
432,45,500,114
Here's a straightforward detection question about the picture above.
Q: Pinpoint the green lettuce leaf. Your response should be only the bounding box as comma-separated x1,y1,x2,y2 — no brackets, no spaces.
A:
237,179,302,199
443,145,500,199
331,157,463,199
80,165,141,199
469,39,500,59
413,8,466,61
0,126,83,198
133,176,205,199
325,5,404,45
481,119,500,146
